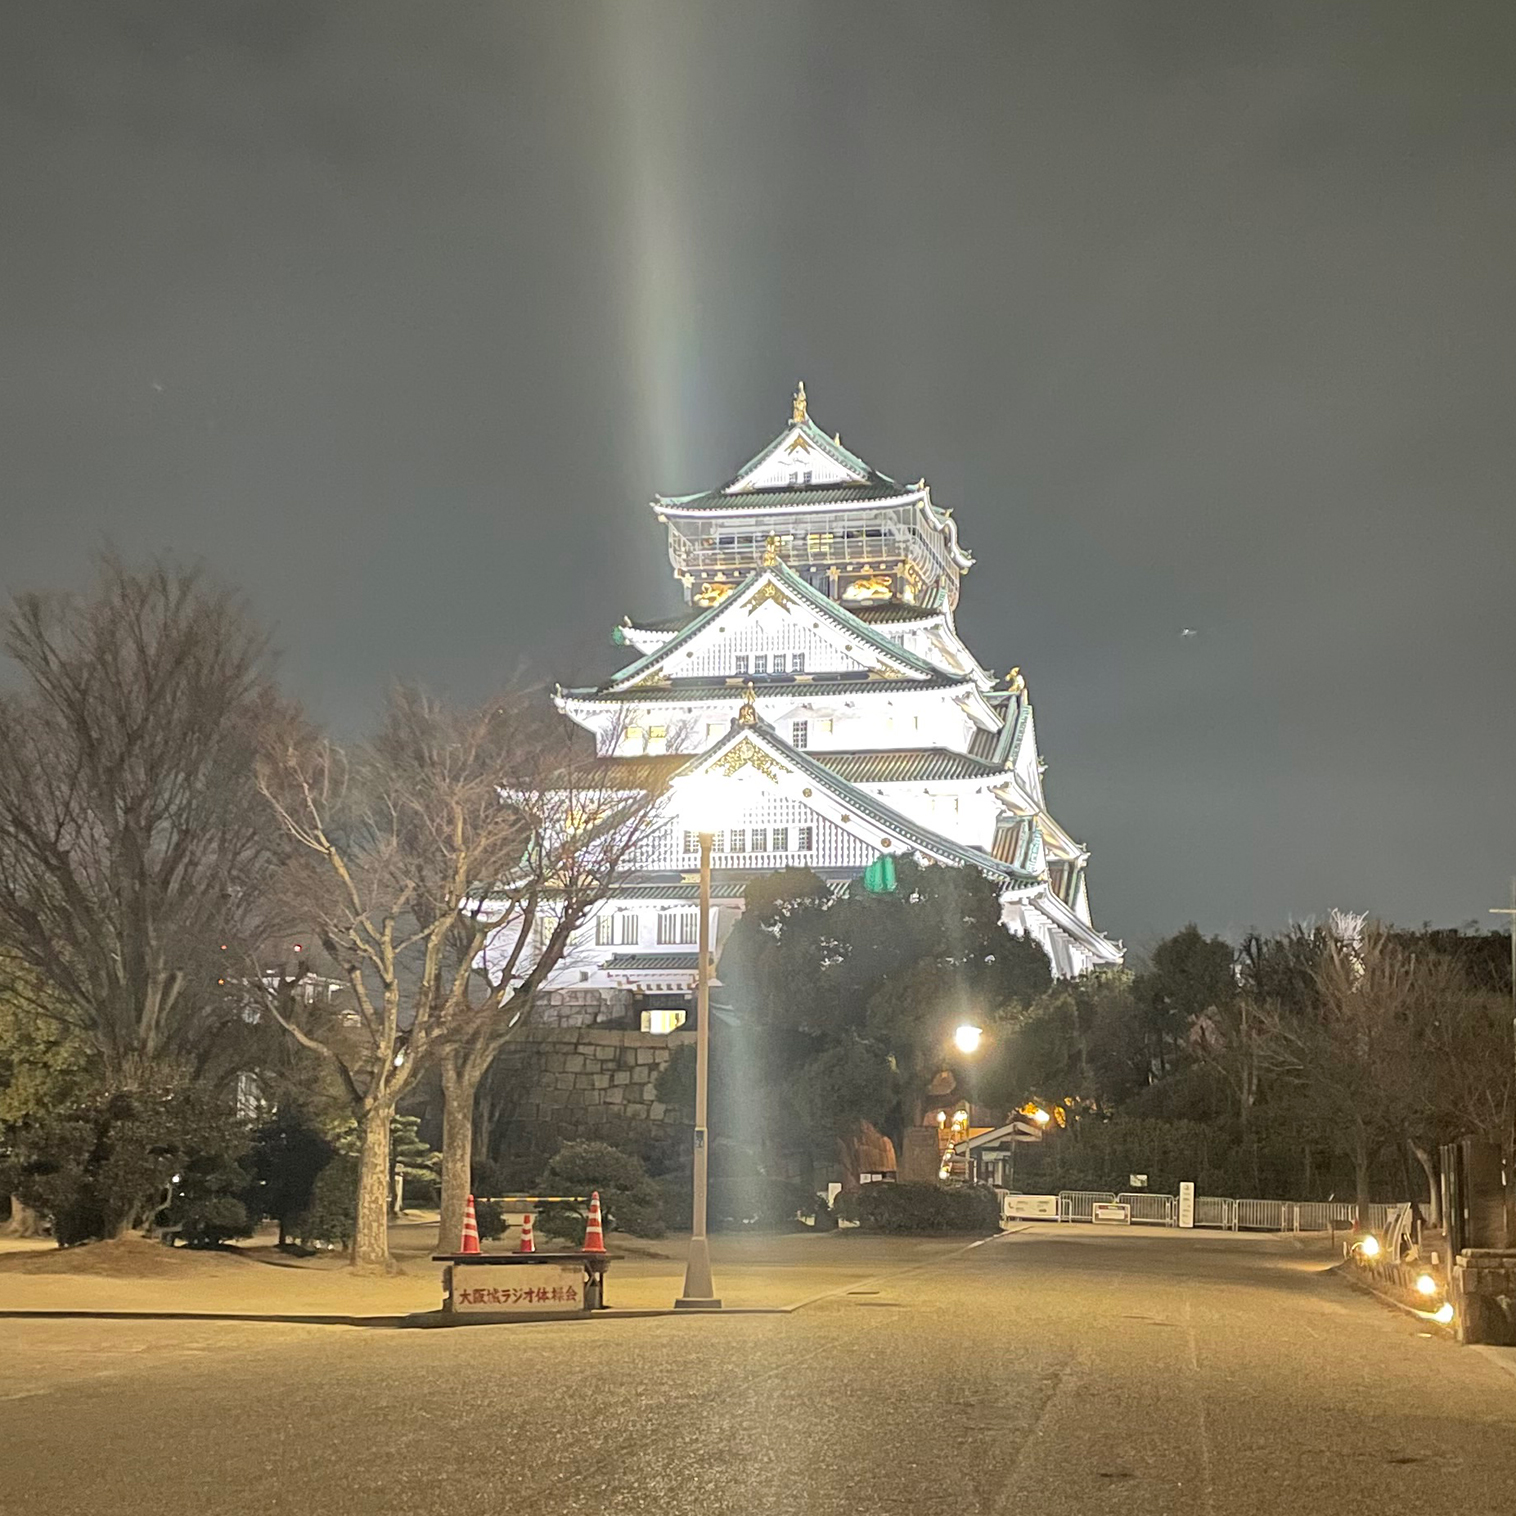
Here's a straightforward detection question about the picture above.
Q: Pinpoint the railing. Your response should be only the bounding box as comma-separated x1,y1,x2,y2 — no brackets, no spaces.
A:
1058,1190,1116,1222
1117,1191,1177,1226
1057,1190,1408,1234
1196,1196,1235,1230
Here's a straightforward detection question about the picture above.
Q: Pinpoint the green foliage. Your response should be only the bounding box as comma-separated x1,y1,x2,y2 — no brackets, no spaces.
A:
391,1114,440,1208
534,1140,665,1241
834,1182,1000,1235
657,1169,818,1233
248,1110,336,1244
716,860,1054,1165
473,1197,507,1242
291,1154,358,1249
0,1076,250,1246
0,984,94,1126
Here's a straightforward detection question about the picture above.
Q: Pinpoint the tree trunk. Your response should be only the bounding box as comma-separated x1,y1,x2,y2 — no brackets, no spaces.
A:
1353,1130,1373,1234
437,1056,477,1254
1411,1143,1440,1227
351,1103,395,1274
3,1196,43,1238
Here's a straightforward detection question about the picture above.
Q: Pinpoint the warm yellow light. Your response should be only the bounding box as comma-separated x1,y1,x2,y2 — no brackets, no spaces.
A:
1032,1108,1051,1125
1358,1234,1380,1259
1415,1273,1438,1297
953,1024,982,1054
1433,1302,1454,1325
935,1110,947,1125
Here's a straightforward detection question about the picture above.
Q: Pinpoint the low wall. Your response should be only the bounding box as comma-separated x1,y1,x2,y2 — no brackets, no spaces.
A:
489,1027,692,1164
1453,1249,1516,1345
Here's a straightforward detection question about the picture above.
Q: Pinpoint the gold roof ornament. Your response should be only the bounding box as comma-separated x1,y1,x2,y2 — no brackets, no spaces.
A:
791,380,807,425
1007,667,1026,693
737,680,759,726
762,534,783,567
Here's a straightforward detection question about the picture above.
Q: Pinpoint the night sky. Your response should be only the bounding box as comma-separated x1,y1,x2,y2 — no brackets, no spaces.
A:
3,2,1514,950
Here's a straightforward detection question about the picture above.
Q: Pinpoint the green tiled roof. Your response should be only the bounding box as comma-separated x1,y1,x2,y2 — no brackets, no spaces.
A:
658,482,916,514
814,749,1006,785
602,558,950,691
563,672,975,705
604,952,699,972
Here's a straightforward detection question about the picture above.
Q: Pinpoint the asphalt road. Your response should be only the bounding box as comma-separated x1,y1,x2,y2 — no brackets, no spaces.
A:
4,1227,1515,1515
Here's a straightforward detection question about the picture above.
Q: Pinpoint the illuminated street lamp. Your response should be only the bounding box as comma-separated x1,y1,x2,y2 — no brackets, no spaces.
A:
953,1023,983,1055
671,772,727,1311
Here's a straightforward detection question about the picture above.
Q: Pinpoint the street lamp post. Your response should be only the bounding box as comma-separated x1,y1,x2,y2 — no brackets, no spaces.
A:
674,779,725,1311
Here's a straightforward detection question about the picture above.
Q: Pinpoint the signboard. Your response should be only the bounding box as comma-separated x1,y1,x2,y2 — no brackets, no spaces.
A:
1001,1193,1059,1221
1092,1202,1132,1225
1178,1182,1195,1230
451,1262,584,1314
1129,1173,1148,1189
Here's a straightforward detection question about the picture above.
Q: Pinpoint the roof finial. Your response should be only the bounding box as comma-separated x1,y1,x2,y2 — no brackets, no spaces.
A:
738,681,759,726
762,534,783,567
791,380,807,425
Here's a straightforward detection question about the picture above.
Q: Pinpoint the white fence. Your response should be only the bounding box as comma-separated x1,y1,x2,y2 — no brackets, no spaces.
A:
1055,1191,1406,1234
1116,1191,1177,1226
1057,1190,1116,1222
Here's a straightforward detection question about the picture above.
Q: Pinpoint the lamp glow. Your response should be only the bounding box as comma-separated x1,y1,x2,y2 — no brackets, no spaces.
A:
1433,1301,1454,1325
1415,1273,1438,1297
953,1024,983,1054
1032,1108,1051,1125
1358,1234,1380,1259
672,774,729,835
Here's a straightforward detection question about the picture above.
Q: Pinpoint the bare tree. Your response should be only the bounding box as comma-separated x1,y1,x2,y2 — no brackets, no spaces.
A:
256,688,659,1272
0,558,286,1080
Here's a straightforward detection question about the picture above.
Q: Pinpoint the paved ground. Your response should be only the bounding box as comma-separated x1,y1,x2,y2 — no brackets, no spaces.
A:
3,1225,1514,1514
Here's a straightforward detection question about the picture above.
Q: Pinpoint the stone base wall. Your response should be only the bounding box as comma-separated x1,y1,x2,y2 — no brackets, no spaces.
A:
489,1026,692,1166
1453,1249,1516,1345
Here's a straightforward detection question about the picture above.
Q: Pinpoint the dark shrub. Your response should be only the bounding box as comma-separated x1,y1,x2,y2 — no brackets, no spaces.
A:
534,1140,665,1242
834,1182,1000,1236
473,1197,506,1242
291,1154,357,1249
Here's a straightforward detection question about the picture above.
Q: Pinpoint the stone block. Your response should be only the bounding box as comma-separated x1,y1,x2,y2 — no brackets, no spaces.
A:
612,1070,631,1086
606,1086,626,1104
592,1073,612,1090
636,1048,657,1065
649,1103,667,1123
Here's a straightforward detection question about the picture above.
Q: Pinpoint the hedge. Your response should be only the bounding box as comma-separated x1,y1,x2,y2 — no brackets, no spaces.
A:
834,1182,1000,1235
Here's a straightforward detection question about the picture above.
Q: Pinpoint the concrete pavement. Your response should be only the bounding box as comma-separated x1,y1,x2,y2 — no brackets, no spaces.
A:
4,1225,1515,1514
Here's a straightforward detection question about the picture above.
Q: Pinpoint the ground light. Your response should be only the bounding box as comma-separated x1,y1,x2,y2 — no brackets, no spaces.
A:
1415,1273,1438,1296
1434,1302,1455,1325
1357,1234,1381,1259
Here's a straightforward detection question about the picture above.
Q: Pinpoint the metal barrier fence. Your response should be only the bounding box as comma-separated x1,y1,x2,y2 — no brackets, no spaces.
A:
1116,1191,1178,1225
1058,1190,1406,1233
1058,1190,1116,1222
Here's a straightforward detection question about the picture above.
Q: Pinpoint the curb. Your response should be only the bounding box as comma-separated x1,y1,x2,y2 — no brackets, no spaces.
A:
1333,1262,1454,1337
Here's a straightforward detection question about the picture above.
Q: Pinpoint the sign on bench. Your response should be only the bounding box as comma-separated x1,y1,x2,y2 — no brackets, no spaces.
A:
1092,1202,1132,1225
452,1261,585,1315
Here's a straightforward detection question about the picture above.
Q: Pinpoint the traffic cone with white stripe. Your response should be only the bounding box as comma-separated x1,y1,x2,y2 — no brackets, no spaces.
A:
518,1211,535,1253
460,1194,481,1254
582,1190,606,1253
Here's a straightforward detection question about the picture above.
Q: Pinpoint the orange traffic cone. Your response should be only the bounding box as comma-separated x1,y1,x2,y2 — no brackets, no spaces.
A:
582,1190,606,1253
518,1211,536,1253
460,1194,481,1255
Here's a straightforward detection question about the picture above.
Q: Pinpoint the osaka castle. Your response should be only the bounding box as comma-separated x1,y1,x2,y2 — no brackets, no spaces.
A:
538,385,1121,1032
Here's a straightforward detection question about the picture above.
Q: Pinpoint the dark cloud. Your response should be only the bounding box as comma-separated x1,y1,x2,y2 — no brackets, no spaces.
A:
2,0,1513,945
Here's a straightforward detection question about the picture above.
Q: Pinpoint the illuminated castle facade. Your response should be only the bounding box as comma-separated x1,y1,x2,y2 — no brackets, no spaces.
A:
539,386,1122,1030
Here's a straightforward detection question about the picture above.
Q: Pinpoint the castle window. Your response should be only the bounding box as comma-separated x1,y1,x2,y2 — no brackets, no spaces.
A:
771,654,786,674
617,914,639,946
641,1009,687,1034
595,915,614,947
791,653,805,673
753,655,768,675
729,829,746,854
797,825,814,852
791,721,809,749
751,828,768,853
771,826,789,852
683,830,697,854
735,655,749,675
